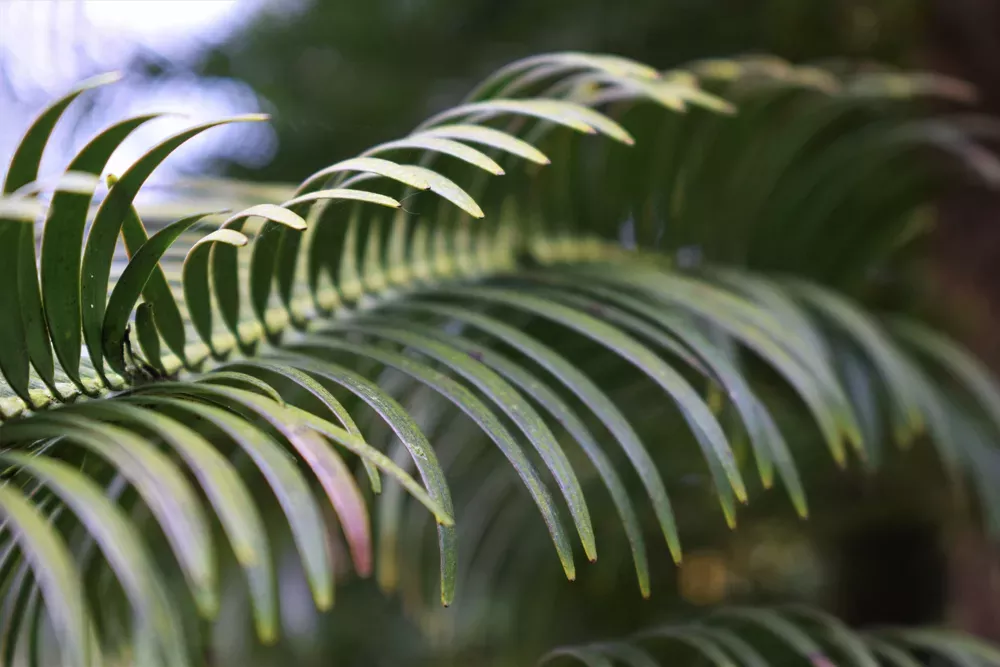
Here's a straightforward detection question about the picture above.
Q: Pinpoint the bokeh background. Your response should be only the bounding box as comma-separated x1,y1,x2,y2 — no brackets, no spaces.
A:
3,0,1000,662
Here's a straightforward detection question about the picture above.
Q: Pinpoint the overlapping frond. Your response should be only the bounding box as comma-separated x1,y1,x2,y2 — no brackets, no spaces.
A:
542,606,1000,667
0,52,997,665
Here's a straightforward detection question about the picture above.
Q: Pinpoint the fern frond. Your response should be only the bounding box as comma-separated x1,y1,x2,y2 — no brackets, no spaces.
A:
0,52,997,664
542,606,1000,667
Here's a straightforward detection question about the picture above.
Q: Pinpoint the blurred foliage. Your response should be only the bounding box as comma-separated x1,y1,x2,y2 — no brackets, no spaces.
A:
148,0,929,181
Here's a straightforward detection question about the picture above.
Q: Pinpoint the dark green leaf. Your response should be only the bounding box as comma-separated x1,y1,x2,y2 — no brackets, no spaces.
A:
81,115,267,383
30,119,169,391
103,211,221,374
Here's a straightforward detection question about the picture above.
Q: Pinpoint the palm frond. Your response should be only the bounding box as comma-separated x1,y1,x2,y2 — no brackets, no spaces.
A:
0,51,997,664
542,606,1000,667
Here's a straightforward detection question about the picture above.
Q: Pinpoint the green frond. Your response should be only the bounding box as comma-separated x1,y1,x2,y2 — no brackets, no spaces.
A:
0,51,997,664
542,606,998,667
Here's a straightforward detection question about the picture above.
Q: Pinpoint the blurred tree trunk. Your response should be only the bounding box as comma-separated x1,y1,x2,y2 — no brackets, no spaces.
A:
927,0,1000,640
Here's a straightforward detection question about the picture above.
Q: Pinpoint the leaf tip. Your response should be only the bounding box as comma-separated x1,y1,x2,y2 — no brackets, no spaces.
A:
86,71,123,88
237,113,271,123
315,589,333,612
259,624,279,646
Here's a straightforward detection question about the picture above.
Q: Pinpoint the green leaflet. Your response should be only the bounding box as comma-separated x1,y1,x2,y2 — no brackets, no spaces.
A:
195,371,285,405
366,135,505,175
899,629,1000,667
0,453,189,667
366,315,650,596
437,286,747,519
579,266,858,467
103,211,222,374
392,300,683,564
867,636,926,667
710,607,826,661
15,220,53,397
128,381,371,604
392,165,485,219
790,280,925,443
2,414,218,619
8,170,101,198
780,605,880,667
286,336,576,579
283,403,454,527
213,360,383,532
2,74,123,399
692,627,770,667
2,72,121,193
296,157,431,195
466,51,659,101
134,379,452,553
891,318,1000,439
81,115,267,383
584,266,837,388
553,606,995,667
635,626,739,667
210,205,307,352
418,124,551,165
282,189,402,210
420,99,633,145
451,467,518,606
0,198,42,220
0,485,91,667
23,579,53,667
709,270,833,384
531,278,807,517
540,647,615,667
261,353,458,605
531,285,707,373
128,395,335,614
597,643,661,667
373,440,419,596
116,196,207,368
248,219,305,343
1,538,46,667
0,220,33,405
133,302,164,371
182,229,248,357
881,630,983,667
72,401,278,644
941,403,1000,536
324,318,597,562
267,189,401,327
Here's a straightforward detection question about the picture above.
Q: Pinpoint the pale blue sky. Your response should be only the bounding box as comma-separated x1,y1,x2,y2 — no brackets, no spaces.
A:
0,0,303,189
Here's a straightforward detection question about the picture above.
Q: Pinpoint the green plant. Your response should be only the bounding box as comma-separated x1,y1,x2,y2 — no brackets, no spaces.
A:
544,605,1000,667
1,52,999,666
